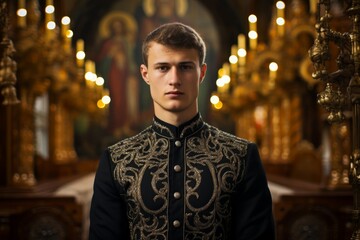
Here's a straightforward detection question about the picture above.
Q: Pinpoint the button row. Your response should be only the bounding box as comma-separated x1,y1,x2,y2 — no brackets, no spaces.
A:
172,142,182,229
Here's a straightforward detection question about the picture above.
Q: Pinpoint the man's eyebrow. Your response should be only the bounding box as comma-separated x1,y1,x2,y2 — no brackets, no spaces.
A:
153,61,195,66
153,62,170,66
179,61,196,65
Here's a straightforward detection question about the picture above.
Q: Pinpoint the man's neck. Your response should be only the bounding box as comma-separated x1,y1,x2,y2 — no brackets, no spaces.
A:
154,111,198,127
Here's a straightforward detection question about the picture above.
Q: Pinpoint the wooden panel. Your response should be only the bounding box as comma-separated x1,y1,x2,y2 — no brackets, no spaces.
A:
274,193,353,240
269,175,353,240
0,175,87,240
0,196,83,240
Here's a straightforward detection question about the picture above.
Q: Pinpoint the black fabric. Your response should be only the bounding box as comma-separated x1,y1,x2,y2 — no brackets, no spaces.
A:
89,115,275,240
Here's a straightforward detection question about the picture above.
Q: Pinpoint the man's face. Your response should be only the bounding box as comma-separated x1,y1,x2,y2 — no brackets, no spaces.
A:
140,42,207,120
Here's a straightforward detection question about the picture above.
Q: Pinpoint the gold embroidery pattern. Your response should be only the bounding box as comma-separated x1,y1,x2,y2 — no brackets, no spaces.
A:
109,122,248,240
179,116,204,138
110,128,170,239
153,120,175,138
184,124,247,239
152,115,204,138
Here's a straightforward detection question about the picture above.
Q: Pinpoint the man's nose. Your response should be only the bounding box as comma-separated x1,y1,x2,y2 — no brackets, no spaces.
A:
169,67,181,85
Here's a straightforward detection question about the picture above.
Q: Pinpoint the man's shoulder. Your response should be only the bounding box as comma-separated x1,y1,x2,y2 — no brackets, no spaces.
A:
204,123,250,145
108,126,152,155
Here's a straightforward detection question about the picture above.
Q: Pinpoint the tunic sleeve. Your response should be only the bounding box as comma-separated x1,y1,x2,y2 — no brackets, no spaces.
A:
89,150,130,240
232,143,276,240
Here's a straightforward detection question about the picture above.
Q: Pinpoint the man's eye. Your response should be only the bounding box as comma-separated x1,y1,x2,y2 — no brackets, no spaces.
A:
157,66,169,71
180,65,194,71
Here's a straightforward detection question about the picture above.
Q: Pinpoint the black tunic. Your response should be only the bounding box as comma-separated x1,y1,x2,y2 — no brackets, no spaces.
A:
89,114,275,239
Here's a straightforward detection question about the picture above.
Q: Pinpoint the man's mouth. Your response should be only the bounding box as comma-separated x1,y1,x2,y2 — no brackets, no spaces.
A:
166,91,183,96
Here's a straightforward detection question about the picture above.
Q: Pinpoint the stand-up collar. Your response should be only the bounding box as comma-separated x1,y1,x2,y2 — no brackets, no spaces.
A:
152,113,204,139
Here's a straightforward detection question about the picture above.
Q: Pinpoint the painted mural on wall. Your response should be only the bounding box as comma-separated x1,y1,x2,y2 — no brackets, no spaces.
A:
94,12,139,136
74,0,220,158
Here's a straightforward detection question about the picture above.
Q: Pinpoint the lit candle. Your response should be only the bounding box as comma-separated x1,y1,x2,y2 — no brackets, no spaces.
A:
61,16,71,52
216,69,224,93
77,39,84,52
231,45,238,57
229,45,238,74
61,16,70,39
276,1,285,37
238,34,245,50
96,76,105,92
76,39,85,67
248,14,258,50
91,61,96,77
222,63,231,92
237,34,246,66
102,89,111,106
17,0,27,28
269,62,278,88
64,30,73,53
85,60,95,87
91,61,98,88
87,61,97,87
276,1,285,19
85,60,91,73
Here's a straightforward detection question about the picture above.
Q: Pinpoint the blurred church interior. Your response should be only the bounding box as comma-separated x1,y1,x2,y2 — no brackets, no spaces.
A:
1,0,360,239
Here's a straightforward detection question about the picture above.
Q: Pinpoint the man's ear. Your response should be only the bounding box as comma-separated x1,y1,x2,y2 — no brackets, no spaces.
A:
140,64,149,85
200,63,207,83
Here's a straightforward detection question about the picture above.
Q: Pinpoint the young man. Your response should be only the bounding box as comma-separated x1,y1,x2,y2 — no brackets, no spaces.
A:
89,22,275,239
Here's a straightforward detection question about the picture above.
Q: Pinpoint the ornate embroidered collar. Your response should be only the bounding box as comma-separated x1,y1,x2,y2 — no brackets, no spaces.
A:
152,113,204,139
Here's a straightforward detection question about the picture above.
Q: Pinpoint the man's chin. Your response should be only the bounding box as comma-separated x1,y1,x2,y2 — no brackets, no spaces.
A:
167,107,185,113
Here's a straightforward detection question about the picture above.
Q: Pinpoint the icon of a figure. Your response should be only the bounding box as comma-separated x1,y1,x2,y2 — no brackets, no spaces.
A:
95,12,138,136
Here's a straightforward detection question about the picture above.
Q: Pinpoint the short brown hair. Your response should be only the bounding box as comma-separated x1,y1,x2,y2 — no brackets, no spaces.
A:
142,22,206,66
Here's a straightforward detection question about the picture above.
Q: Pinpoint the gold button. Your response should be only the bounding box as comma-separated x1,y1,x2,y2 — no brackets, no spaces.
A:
173,220,181,228
175,140,182,147
174,165,182,172
174,192,181,199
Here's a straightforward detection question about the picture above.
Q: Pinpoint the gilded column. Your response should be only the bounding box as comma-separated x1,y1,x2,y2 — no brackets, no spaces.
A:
289,95,302,156
280,97,291,162
13,0,49,186
270,105,281,163
0,1,21,186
